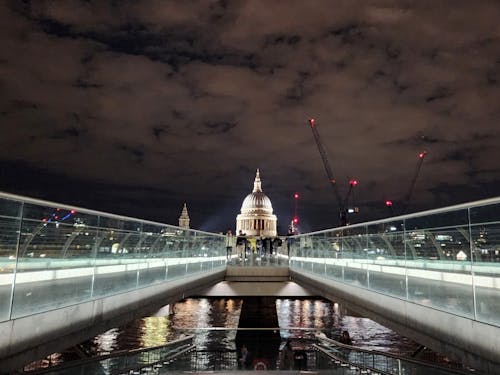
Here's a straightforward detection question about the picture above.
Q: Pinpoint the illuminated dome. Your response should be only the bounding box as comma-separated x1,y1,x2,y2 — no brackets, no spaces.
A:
240,170,273,214
236,169,277,237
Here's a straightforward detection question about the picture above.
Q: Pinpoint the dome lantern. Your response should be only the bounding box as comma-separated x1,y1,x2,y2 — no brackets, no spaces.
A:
253,169,262,193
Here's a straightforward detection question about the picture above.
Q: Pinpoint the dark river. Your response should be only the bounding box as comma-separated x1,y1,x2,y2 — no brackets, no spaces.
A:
82,297,419,356
23,296,472,373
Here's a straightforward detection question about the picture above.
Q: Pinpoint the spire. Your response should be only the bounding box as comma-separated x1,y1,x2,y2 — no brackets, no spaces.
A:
178,203,190,229
182,203,188,214
253,168,262,193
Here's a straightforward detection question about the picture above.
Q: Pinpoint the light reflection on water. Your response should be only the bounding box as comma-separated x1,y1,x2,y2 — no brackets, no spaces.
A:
90,297,417,356
276,299,417,355
90,297,243,355
170,297,242,351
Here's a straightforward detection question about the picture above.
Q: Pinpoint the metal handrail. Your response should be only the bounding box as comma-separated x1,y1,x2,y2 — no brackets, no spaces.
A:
23,335,195,375
313,344,392,374
0,191,223,237
112,344,196,375
292,195,500,236
313,336,476,375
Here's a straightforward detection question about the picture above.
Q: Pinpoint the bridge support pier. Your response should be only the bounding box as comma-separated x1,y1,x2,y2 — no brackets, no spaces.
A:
235,297,281,370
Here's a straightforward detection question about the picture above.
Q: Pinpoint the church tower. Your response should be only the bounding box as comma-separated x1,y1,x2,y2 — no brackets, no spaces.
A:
178,203,190,229
236,169,277,237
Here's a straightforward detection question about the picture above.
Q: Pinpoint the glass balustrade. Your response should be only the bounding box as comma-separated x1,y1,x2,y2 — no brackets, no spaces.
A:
289,197,500,327
3,190,500,331
0,192,225,321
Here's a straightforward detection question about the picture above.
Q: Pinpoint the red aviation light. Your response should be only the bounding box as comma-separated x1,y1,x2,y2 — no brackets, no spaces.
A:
349,179,358,186
418,151,427,159
385,200,393,207
309,118,316,127
293,217,299,224
294,193,299,199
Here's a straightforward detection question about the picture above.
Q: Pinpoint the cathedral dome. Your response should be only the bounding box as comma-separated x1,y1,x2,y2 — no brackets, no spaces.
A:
241,191,273,213
236,169,277,237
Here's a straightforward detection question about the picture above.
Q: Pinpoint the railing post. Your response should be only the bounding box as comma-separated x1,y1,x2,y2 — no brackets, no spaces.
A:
90,215,100,299
9,201,24,320
136,222,143,288
468,207,478,321
403,218,409,301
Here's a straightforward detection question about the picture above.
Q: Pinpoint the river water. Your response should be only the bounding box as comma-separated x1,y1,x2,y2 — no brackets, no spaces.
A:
83,297,419,356
22,295,472,373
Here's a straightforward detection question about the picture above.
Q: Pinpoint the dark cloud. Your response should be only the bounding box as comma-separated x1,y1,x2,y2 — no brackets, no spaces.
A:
327,24,365,44
49,125,81,140
1,0,500,232
202,121,237,134
73,78,103,89
425,86,453,103
152,126,165,140
264,34,302,47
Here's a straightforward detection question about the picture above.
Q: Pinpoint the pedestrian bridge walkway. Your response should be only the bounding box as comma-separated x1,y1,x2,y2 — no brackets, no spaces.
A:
1,192,500,373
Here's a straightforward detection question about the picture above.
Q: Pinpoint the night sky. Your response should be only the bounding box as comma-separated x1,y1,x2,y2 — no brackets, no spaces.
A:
1,1,500,233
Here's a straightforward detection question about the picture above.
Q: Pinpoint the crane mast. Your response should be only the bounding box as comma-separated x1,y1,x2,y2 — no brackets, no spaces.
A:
308,119,343,206
401,151,427,214
308,118,355,227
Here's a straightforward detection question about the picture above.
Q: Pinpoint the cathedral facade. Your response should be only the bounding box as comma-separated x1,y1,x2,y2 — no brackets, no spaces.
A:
236,169,277,237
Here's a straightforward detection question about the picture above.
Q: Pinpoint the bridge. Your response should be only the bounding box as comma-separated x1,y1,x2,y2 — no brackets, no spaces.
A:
1,192,500,374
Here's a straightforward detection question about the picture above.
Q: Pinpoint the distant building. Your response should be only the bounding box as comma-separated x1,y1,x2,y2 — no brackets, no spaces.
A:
178,203,190,229
236,169,277,237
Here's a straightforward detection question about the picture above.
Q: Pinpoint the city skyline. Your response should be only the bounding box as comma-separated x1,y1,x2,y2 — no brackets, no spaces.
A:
1,1,500,232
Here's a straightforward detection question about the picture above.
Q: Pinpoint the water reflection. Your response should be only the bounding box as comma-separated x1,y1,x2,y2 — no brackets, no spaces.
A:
93,328,120,354
276,298,417,354
277,298,337,340
140,316,169,347
88,297,417,357
341,315,417,354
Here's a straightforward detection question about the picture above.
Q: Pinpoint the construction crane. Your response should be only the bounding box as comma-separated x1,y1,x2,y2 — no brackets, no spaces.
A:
402,150,427,214
386,151,427,215
308,118,357,227
291,192,300,234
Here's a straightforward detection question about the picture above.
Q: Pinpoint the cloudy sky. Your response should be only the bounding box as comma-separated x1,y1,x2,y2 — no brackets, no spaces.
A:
1,0,500,233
